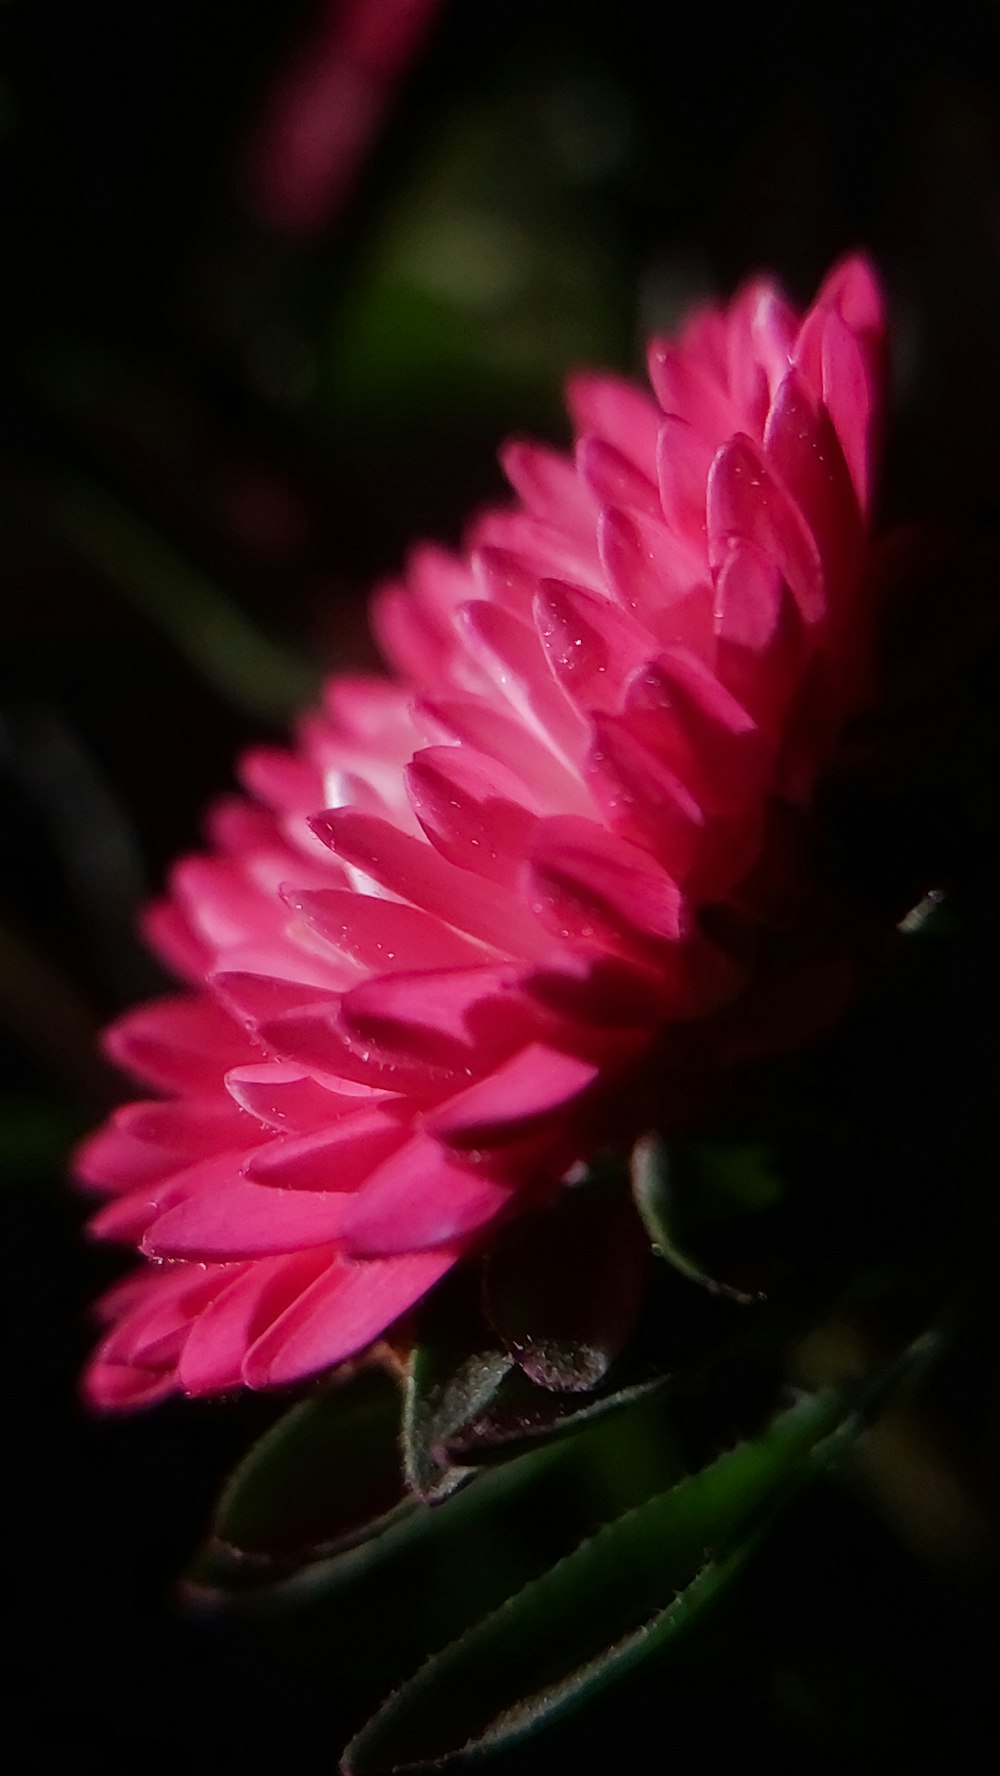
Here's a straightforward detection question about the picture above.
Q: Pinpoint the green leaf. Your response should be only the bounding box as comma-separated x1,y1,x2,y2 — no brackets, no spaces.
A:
193,1365,412,1584
188,1377,683,1634
632,1132,779,1303
344,1387,856,1773
402,1269,514,1502
443,1365,667,1466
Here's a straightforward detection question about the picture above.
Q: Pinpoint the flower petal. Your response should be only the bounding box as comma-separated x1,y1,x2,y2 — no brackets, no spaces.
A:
339,1137,513,1256
242,1250,458,1387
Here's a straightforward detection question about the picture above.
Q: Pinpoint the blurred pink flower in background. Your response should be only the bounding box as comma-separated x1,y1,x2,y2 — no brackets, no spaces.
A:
248,0,445,234
79,256,885,1409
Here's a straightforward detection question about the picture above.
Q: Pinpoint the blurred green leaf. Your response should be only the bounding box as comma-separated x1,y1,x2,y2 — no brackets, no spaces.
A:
323,50,635,430
0,1095,83,1187
56,479,318,723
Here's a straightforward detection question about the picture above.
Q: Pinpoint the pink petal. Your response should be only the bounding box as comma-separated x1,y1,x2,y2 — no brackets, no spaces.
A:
712,537,805,725
565,371,661,467
577,435,661,518
245,1108,407,1191
207,795,285,857
655,413,715,536
598,506,704,630
92,1266,164,1327
211,970,340,1028
90,1149,252,1244
171,855,277,953
501,439,595,534
528,815,685,960
534,578,650,714
339,1136,513,1256
427,1044,598,1147
116,1095,260,1157
99,1265,236,1368
407,541,476,624
585,714,706,883
815,253,884,338
623,649,766,811
459,599,589,767
707,434,824,625
472,545,542,618
310,807,551,959
405,746,540,887
178,1250,332,1394
259,1001,458,1094
740,281,797,407
143,1178,349,1259
371,580,452,683
646,338,737,441
242,1248,458,1388
802,307,879,516
84,1361,178,1412
239,745,323,814
76,1121,182,1194
763,366,862,603
284,885,486,973
413,693,591,814
524,950,668,1030
139,898,212,983
468,508,602,592
104,995,258,1094
338,964,532,1072
224,1061,378,1132
324,673,417,742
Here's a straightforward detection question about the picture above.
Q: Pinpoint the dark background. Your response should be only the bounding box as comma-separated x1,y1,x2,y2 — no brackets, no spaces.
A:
3,2,1000,1769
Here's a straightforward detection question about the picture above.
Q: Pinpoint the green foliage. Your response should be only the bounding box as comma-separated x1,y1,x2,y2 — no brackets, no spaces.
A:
343,1388,859,1772
633,1131,786,1303
190,1365,413,1587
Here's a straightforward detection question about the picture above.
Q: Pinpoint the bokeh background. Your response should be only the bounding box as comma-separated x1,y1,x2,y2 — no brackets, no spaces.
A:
3,2,1000,1768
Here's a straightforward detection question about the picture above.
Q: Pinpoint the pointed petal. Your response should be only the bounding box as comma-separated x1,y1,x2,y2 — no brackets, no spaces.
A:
242,1250,457,1387
309,807,551,959
225,1062,378,1132
143,1179,348,1259
339,1137,513,1256
104,995,258,1094
459,599,588,767
338,964,531,1072
426,1045,598,1148
577,435,661,518
259,1001,458,1094
598,506,706,635
179,1250,332,1394
534,578,650,714
245,1110,407,1191
529,815,685,962
500,439,595,534
565,372,661,467
405,747,540,886
707,434,824,624
284,885,486,973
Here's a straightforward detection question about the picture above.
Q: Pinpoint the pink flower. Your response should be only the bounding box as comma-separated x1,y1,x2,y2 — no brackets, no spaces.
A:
80,256,885,1409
